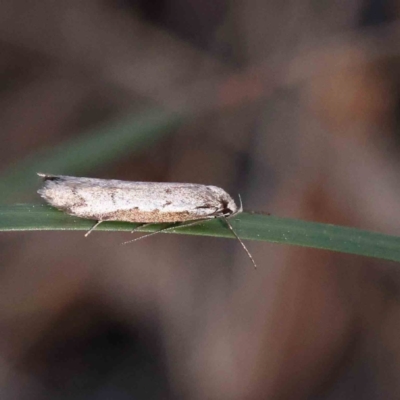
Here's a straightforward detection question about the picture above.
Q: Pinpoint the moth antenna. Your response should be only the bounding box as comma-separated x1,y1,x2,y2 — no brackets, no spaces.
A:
122,218,211,245
222,216,256,269
85,220,102,237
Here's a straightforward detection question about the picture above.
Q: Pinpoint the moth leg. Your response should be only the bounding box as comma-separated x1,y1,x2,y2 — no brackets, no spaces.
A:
130,223,152,234
122,218,211,245
85,220,102,237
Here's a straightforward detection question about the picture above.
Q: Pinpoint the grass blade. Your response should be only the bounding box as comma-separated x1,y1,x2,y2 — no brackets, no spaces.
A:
2,204,400,263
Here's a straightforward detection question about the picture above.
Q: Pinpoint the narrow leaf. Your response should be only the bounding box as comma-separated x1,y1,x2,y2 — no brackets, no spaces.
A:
1,204,400,263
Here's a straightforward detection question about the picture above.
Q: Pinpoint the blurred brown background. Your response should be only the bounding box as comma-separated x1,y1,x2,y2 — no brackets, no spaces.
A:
1,0,400,399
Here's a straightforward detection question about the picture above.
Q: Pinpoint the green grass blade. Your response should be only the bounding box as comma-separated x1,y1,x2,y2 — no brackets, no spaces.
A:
0,110,181,201
2,204,400,263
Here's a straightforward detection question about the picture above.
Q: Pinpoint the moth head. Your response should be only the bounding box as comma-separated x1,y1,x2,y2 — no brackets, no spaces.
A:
206,185,241,217
220,196,240,217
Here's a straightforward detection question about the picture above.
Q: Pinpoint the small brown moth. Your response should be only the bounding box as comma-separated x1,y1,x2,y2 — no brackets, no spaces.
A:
37,173,256,268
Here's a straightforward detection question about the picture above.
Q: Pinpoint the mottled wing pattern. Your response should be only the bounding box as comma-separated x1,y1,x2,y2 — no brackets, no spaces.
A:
38,174,234,223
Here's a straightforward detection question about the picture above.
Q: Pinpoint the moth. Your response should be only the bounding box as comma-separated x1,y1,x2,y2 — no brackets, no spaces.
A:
37,173,256,268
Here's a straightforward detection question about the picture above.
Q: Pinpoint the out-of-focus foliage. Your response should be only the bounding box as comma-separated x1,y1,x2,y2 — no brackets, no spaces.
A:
0,110,181,201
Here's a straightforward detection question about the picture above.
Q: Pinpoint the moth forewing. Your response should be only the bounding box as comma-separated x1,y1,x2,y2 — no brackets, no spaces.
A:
38,174,236,222
37,173,256,268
